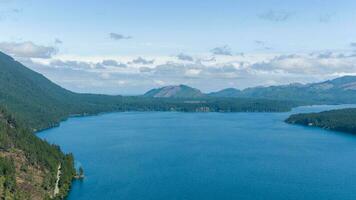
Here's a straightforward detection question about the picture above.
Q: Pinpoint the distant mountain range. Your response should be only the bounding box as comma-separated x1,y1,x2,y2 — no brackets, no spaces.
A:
144,76,356,104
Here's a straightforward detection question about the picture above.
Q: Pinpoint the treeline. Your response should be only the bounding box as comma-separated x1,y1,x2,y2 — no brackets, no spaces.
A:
85,96,297,113
285,108,356,134
0,91,298,132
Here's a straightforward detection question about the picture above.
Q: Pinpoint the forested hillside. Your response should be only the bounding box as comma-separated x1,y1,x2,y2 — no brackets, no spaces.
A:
0,52,77,199
286,108,356,134
0,108,75,199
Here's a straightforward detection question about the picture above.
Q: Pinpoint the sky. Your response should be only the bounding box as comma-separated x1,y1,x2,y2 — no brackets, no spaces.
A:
1,0,356,94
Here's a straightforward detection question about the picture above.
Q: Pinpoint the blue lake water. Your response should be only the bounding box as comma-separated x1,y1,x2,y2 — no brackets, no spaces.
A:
38,105,356,200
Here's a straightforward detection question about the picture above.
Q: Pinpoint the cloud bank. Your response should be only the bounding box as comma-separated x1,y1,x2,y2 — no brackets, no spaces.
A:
20,49,356,94
210,45,233,56
177,53,194,61
130,57,154,65
0,41,57,58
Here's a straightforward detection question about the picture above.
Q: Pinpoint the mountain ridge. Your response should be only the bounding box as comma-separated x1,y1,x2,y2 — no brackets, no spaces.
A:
143,76,356,104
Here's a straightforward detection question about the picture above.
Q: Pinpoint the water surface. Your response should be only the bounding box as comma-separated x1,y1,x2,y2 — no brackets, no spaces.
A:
38,105,356,200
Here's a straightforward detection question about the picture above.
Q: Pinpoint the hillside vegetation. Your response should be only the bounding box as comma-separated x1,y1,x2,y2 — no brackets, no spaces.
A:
286,108,356,134
0,108,75,199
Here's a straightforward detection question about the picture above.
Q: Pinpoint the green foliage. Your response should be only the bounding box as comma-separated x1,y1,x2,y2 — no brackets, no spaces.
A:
0,107,75,199
286,108,356,134
0,157,16,193
57,154,76,198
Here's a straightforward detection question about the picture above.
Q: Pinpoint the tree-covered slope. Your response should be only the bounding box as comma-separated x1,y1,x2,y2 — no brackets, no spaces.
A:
0,51,78,130
0,52,77,199
286,108,356,134
0,108,75,199
0,51,131,130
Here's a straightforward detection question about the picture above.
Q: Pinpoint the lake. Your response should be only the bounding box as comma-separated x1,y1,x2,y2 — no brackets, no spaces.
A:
38,105,356,200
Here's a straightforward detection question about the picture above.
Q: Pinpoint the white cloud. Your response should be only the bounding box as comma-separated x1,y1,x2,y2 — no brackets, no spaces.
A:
130,57,154,65
251,53,356,75
109,33,132,40
54,38,63,44
101,59,127,68
258,10,294,22
210,45,233,56
177,53,194,61
49,59,92,70
185,69,201,77
0,41,57,58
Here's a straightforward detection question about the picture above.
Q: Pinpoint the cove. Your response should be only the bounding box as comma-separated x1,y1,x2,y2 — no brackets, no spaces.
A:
38,105,356,200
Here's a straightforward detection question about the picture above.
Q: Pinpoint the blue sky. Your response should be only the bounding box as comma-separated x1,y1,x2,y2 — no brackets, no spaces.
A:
1,0,356,94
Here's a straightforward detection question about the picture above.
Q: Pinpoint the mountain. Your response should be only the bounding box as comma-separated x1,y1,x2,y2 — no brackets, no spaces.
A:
0,51,78,130
208,88,241,97
283,76,356,135
316,76,356,91
208,76,356,104
145,76,356,105
144,85,204,98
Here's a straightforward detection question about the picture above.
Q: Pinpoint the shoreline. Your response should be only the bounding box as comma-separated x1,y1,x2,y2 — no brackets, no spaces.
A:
35,103,356,199
35,104,356,135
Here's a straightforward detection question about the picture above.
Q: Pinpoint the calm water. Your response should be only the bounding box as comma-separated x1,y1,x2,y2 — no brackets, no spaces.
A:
38,105,356,200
